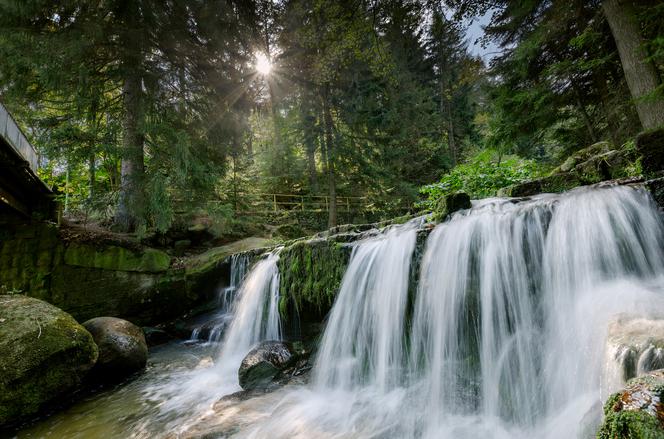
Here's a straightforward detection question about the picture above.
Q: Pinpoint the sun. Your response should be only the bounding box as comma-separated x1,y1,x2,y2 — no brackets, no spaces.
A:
255,53,272,75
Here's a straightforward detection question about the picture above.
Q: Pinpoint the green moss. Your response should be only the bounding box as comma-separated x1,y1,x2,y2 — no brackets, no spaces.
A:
185,237,273,276
604,392,623,417
277,239,352,322
539,172,583,192
64,244,170,273
0,295,98,425
432,192,471,222
597,372,664,439
597,410,664,439
0,222,215,326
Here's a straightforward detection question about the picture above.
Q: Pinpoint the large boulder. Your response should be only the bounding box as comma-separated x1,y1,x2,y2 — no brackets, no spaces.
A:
82,317,148,381
238,341,295,390
597,369,664,439
0,295,98,425
603,316,664,398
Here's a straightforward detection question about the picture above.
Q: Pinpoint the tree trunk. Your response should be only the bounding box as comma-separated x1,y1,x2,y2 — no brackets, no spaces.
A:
88,152,96,201
440,71,457,166
87,99,99,202
448,111,457,165
322,86,337,228
302,107,318,193
570,78,599,143
115,73,145,231
593,70,623,145
305,135,318,193
603,0,664,130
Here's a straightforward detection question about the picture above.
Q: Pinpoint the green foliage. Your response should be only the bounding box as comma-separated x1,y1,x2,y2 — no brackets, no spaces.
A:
419,149,543,209
2,0,659,236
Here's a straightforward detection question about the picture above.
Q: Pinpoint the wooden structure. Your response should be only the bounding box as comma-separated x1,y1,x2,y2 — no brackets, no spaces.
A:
0,101,54,219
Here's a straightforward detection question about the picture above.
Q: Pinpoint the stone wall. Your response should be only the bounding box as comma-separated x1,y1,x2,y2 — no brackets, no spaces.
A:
0,222,237,325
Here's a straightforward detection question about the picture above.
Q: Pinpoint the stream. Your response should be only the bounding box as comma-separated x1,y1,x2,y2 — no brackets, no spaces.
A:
11,184,664,438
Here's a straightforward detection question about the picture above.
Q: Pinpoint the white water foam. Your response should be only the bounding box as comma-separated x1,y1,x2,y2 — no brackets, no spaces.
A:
234,185,664,439
138,252,282,435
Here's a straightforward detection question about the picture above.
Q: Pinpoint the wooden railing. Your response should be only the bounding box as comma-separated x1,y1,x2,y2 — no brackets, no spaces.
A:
204,193,412,215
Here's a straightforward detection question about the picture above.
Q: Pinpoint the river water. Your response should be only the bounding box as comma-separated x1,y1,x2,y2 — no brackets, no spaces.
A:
12,185,664,439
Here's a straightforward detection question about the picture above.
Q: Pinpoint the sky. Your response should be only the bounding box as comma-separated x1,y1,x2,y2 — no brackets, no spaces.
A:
464,11,502,62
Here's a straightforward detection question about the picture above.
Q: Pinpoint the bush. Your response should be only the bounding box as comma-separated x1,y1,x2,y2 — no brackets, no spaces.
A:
418,149,543,209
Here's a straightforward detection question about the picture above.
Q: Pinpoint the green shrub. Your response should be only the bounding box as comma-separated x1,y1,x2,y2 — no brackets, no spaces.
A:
418,149,543,209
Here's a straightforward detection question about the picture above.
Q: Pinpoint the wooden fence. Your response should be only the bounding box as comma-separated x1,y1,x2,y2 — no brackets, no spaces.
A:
205,193,412,216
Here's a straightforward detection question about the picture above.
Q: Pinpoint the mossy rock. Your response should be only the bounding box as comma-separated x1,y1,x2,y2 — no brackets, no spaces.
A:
83,317,148,381
597,369,664,439
573,150,638,184
433,192,471,222
550,141,613,174
238,341,295,390
277,238,352,323
501,141,638,198
498,173,582,197
0,295,98,426
637,128,664,178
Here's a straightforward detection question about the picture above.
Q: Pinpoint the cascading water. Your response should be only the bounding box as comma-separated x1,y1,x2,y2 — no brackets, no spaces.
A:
191,253,249,342
13,185,664,439
214,251,282,385
313,218,420,392
139,252,283,434
238,185,664,439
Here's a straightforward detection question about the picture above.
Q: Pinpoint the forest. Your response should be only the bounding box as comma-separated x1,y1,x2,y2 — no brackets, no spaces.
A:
2,1,664,438
2,0,662,239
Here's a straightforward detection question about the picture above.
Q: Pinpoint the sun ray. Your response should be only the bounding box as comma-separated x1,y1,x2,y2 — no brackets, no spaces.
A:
254,52,272,75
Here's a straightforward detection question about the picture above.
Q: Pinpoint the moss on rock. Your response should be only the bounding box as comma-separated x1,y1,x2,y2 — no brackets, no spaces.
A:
498,172,583,197
277,238,352,322
0,295,98,426
0,224,275,326
432,192,471,222
550,141,614,175
497,140,639,198
597,369,664,439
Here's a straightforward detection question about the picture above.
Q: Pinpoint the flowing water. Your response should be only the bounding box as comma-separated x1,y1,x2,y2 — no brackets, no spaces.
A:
190,253,249,343
12,184,664,439
12,252,282,438
229,185,664,439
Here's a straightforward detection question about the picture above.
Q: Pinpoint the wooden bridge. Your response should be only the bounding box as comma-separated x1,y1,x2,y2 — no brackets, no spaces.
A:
0,101,54,219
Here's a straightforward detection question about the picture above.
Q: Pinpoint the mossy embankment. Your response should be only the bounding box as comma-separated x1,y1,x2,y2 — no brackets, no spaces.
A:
0,222,272,326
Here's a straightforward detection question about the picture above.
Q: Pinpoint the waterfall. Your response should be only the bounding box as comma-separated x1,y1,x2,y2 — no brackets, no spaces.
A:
191,253,249,342
215,251,282,382
143,251,282,433
313,219,420,392
239,185,664,439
